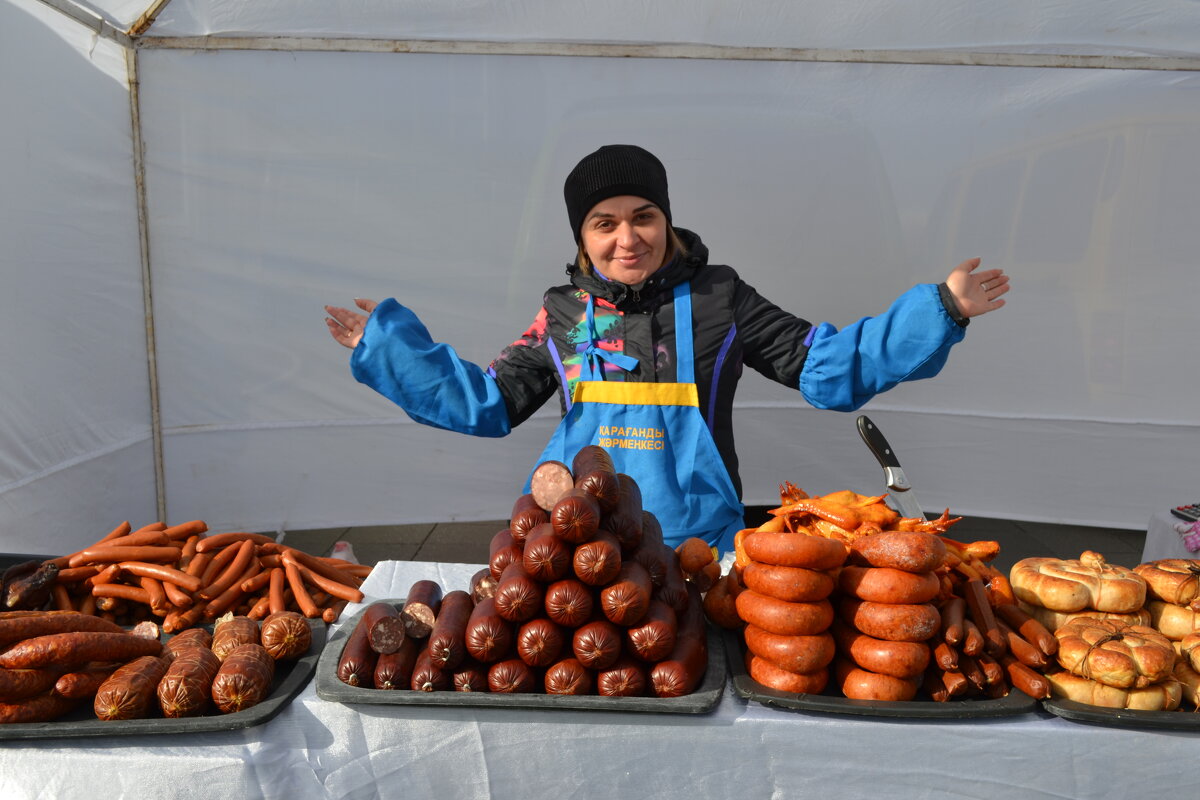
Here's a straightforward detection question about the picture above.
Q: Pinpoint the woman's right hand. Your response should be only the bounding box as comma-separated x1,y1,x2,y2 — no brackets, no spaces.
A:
324,298,378,349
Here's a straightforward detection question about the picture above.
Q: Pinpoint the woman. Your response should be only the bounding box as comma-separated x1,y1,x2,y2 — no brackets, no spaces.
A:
325,144,1009,552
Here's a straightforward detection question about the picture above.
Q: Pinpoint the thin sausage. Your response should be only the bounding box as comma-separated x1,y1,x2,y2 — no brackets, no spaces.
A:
194,532,276,553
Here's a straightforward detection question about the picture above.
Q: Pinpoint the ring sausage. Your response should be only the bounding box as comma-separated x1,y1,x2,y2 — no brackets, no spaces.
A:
838,566,940,605
838,598,941,643
833,659,920,701
742,626,836,674
743,532,847,571
848,531,947,574
741,562,835,603
830,620,931,679
735,590,834,636
745,653,828,695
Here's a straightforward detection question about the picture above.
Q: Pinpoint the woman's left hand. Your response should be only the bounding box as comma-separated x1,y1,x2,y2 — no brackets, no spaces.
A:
324,298,378,349
945,258,1009,319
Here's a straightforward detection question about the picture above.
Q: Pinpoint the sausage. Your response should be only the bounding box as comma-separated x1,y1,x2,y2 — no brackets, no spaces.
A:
743,626,836,674
211,616,261,661
67,545,182,568
374,634,421,690
830,620,931,679
999,653,1050,699
848,531,947,573
933,640,960,671
494,562,545,623
139,576,170,617
411,644,451,691
196,539,257,601
550,488,602,544
0,668,62,702
572,529,623,586
597,655,647,697
961,618,985,657
993,602,1058,657
193,532,276,553
470,568,497,603
605,474,644,553
336,612,378,687
203,557,262,621
211,643,275,713
0,611,125,649
649,585,709,697
157,645,221,717
400,580,443,639
735,591,834,636
975,651,1006,687
571,619,623,670
655,545,690,613
521,523,572,583
702,572,744,631
260,610,313,661
97,530,170,550
743,532,848,571
838,566,940,605
352,602,405,655
427,590,473,670
463,597,513,664
543,579,594,628
746,653,829,695
451,658,489,692
689,560,722,593
54,663,120,699
0,692,80,724
516,618,565,668
572,445,620,514
91,583,152,608
0,631,163,670
995,618,1049,670
629,540,668,587
281,556,364,605
739,562,834,603
544,657,594,695
488,529,522,580
640,511,665,550
833,659,920,701
624,599,677,662
164,627,213,657
599,562,653,626
94,655,170,720
487,658,537,693
162,520,208,541
509,493,550,543
530,459,575,511
4,562,60,610
838,598,941,643
941,595,966,646
676,538,715,575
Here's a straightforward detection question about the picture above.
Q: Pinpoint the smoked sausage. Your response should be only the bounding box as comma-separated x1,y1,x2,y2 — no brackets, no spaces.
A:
411,644,451,691
848,531,946,574
831,620,931,679
550,489,602,544
743,626,836,675
838,598,941,643
743,532,847,571
833,659,920,701
516,618,565,668
522,524,572,583
597,655,647,697
493,563,545,623
746,653,828,695
544,657,593,695
741,562,835,603
211,615,261,661
487,658,537,693
649,585,709,697
599,562,653,626
463,597,512,664
157,645,221,717
211,643,275,713
625,599,677,663
336,612,378,687
509,493,549,543
427,590,474,670
1,631,162,671
838,566,940,605
572,529,623,587
543,579,594,628
374,635,421,690
735,590,834,636
94,655,170,720
260,611,312,661
605,474,644,554
572,620,622,670
400,580,443,639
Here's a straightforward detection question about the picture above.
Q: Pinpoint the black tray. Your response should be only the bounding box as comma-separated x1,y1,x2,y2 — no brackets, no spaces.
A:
0,618,325,740
1042,696,1200,731
315,599,726,714
724,629,1040,719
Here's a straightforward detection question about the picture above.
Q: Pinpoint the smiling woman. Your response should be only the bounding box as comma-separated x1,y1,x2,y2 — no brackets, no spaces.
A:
323,143,1010,553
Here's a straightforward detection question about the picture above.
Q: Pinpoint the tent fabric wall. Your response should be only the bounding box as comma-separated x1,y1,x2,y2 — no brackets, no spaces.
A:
4,1,1200,558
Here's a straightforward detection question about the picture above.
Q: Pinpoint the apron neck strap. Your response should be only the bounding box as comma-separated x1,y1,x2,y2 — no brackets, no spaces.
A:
673,281,694,384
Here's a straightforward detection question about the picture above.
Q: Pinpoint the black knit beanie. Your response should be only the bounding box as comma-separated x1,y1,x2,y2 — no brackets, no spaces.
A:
563,144,671,242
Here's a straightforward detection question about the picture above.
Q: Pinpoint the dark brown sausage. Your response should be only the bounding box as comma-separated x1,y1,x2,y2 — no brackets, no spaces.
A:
451,658,489,692
544,657,593,695
470,568,497,603
355,601,406,655
597,655,647,697
529,460,574,512
640,511,664,550
488,658,538,693
400,581,443,639
521,524,572,583
735,590,834,636
463,597,513,664
649,585,709,697
157,645,221,717
411,645,451,692
493,562,545,623
629,540,668,587
624,599,677,662
571,619,622,670
336,612,378,687
94,655,170,720
260,611,313,661
655,545,690,614
600,561,653,626
374,634,420,690
211,616,261,661
605,474,644,553
489,530,522,580
515,618,565,668
211,643,275,713
551,489,602,544
543,579,595,628
54,663,120,699
572,529,623,586
427,590,473,670
572,445,620,514
509,493,550,543
0,631,163,671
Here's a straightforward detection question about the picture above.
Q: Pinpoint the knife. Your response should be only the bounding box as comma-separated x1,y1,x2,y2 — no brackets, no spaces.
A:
856,415,927,520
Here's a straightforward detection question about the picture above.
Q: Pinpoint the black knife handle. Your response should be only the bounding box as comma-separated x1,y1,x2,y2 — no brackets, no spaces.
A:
857,415,902,469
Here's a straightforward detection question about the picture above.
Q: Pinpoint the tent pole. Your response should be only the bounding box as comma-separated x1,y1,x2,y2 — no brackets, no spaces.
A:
125,45,168,524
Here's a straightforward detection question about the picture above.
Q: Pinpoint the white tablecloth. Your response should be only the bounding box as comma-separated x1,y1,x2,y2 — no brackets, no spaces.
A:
2,561,1197,800
1141,510,1200,562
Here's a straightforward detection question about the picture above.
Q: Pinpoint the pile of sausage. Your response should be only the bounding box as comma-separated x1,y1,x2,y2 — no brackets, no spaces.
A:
336,446,709,697
0,609,311,723
6,521,371,629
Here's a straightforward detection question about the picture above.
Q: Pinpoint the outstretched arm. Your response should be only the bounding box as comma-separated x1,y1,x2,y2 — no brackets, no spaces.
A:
944,257,1010,319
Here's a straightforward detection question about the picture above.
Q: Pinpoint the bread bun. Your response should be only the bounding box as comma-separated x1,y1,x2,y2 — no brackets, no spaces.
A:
1010,551,1145,613
1047,669,1182,710
1146,600,1200,641
1173,659,1200,708
1181,631,1200,672
1054,617,1175,689
1017,601,1150,634
1133,559,1200,608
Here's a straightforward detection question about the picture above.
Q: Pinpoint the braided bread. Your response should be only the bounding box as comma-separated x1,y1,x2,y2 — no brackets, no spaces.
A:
1054,617,1174,689
1010,551,1145,613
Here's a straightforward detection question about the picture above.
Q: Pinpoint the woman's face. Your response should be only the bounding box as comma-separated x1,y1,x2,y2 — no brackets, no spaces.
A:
580,195,669,285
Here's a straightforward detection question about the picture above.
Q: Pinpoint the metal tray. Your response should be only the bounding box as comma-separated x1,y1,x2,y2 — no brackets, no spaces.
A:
724,629,1040,719
0,618,325,740
1042,696,1200,731
315,599,726,714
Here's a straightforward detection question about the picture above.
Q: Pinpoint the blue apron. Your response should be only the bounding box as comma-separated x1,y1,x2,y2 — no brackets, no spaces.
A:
528,282,745,553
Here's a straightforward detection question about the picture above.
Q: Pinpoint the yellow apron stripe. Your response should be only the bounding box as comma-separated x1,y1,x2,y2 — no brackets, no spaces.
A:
572,381,699,407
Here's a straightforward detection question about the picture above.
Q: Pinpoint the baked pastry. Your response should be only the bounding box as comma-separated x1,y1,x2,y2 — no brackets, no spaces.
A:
1047,669,1182,711
1178,631,1200,671
1133,559,1200,609
1017,602,1149,634
1010,551,1146,613
1054,617,1175,689
1146,600,1200,641
1173,659,1200,708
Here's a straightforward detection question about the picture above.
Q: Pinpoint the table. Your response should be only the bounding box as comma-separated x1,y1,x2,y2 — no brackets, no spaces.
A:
2,561,1196,800
1141,510,1200,562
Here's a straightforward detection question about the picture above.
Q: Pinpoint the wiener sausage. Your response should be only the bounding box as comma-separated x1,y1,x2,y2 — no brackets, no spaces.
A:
550,488,602,545
573,530,623,587
529,459,574,512
597,655,647,697
746,653,829,695
838,598,941,643
743,626,836,674
516,618,565,668
625,599,677,662
740,562,835,603
463,597,512,664
211,643,275,713
494,562,545,623
743,532,847,571
543,579,594,628
833,659,920,701
993,602,1058,657
544,657,593,695
848,531,947,574
509,493,549,543
157,645,221,717
94,655,170,720
374,635,421,690
522,524,572,583
838,566,940,605
1000,653,1051,699
400,580,443,639
260,610,312,661
735,591,834,636
599,561,653,626
941,596,966,646
831,620,931,679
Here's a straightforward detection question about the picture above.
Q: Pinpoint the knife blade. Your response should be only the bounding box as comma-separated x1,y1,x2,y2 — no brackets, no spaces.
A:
856,415,927,520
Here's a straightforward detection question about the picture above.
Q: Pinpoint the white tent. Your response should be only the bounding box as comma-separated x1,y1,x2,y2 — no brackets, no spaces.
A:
4,0,1199,556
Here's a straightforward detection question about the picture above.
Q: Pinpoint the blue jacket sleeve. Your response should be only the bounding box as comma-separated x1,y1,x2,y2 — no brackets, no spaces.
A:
349,298,512,437
798,284,966,411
